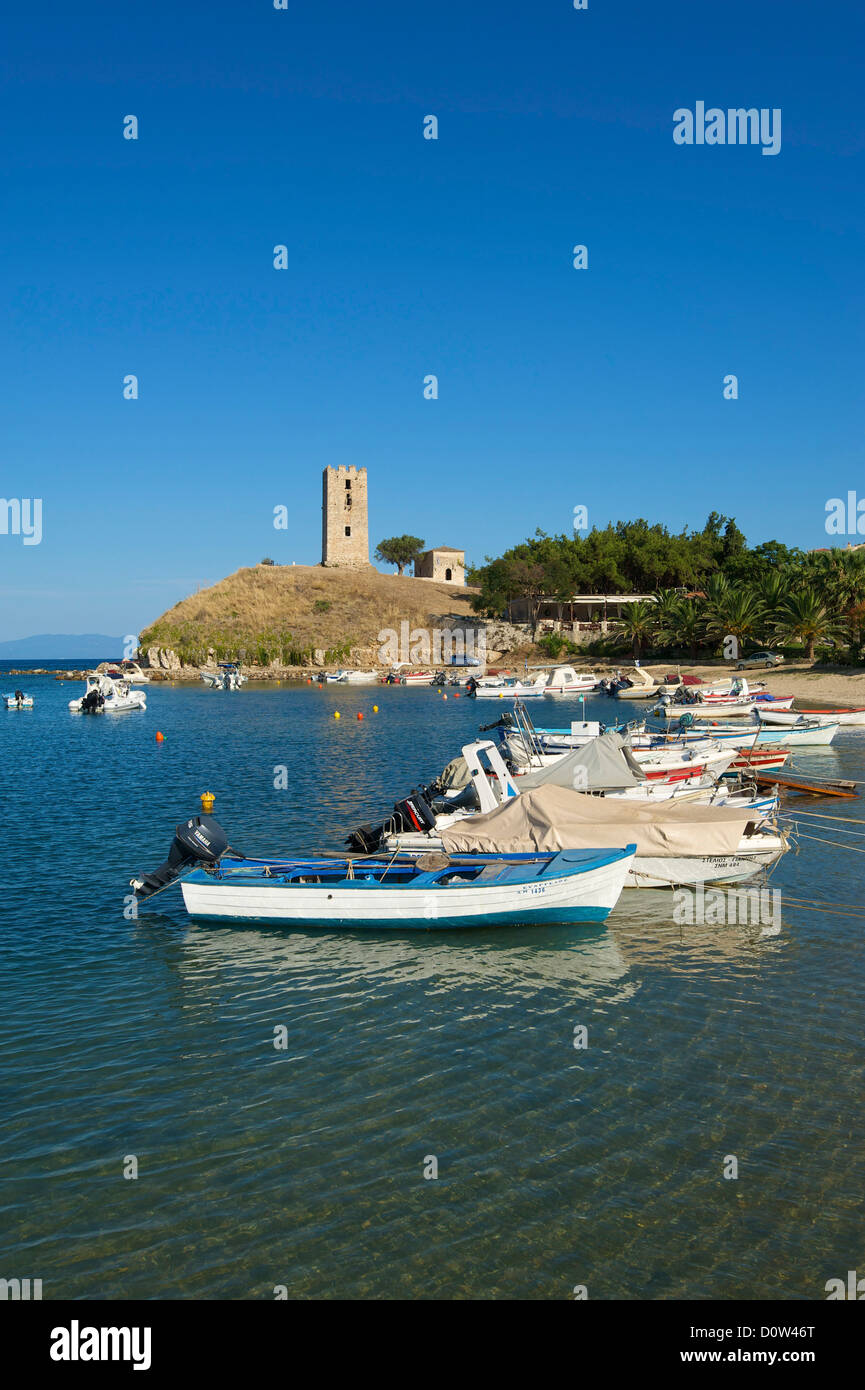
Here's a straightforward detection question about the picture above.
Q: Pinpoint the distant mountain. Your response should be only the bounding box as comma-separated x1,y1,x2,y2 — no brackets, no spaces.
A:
0,634,124,659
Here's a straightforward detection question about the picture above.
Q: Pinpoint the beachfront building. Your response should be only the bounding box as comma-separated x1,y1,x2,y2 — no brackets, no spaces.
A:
506,592,656,642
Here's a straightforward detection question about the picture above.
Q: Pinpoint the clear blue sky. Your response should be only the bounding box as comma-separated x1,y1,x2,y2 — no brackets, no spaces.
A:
1,0,863,638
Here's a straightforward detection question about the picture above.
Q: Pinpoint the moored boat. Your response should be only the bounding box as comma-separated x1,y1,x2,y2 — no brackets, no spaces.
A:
3,690,34,709
131,814,635,928
325,669,378,684
68,673,146,713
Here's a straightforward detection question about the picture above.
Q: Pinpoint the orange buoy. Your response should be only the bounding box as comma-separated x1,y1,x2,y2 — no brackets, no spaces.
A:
156,731,164,742
442,694,448,700
454,693,460,698
318,683,323,689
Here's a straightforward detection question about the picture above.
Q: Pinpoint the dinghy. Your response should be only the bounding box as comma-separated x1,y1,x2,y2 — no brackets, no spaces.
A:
3,690,34,709
200,662,246,690
68,673,146,713
130,814,635,928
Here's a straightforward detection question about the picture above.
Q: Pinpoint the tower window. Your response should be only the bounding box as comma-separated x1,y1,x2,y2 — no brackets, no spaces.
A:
345,479,351,490
445,568,452,581
345,526,351,537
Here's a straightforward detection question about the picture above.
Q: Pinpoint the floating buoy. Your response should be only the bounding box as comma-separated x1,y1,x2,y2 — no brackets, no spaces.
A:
156,731,164,742
373,704,379,713
442,694,448,700
334,711,340,719
318,683,323,689
200,791,215,813
454,693,460,698
357,712,363,720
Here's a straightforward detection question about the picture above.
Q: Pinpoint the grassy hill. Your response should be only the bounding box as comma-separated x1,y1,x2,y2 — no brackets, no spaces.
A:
139,564,479,667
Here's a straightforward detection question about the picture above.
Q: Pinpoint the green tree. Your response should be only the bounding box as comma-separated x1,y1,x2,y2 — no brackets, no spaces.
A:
775,589,844,662
375,535,425,575
616,600,657,658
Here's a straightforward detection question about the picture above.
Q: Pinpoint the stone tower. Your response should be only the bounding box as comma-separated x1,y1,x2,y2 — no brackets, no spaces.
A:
321,465,369,567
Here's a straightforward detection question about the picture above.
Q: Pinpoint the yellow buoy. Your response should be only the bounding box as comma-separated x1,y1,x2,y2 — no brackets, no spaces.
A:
334,711,340,719
200,791,215,813
373,705,379,713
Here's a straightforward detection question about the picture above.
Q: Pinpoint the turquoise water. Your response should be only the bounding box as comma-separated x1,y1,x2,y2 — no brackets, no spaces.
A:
2,673,863,1299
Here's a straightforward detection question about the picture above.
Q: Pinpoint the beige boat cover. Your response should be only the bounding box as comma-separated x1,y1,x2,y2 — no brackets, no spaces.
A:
440,784,761,858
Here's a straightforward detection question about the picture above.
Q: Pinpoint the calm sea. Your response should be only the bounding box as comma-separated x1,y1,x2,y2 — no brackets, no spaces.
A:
1,670,863,1299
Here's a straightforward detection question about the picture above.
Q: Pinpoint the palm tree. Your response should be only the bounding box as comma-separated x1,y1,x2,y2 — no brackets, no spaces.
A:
657,596,706,660
775,589,844,662
755,572,788,630
708,590,766,659
616,600,657,658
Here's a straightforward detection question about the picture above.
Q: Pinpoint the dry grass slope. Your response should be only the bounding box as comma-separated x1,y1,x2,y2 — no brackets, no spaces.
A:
140,564,479,665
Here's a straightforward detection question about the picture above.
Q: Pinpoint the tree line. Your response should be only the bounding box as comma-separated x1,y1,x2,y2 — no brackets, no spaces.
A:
467,515,865,662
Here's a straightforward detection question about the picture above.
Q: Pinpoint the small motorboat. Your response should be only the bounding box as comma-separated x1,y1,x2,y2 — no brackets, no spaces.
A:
324,669,378,684
130,814,635,928
399,670,438,686
200,662,246,690
611,667,663,699
3,690,34,709
68,673,146,713
470,673,550,699
539,665,598,697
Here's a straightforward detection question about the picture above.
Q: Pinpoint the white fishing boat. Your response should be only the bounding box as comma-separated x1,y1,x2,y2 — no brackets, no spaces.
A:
757,707,844,730
399,670,437,686
3,690,34,709
115,660,151,684
200,663,247,690
131,814,635,928
793,706,865,726
325,669,378,684
470,672,550,699
68,673,146,713
539,665,598,697
436,784,788,889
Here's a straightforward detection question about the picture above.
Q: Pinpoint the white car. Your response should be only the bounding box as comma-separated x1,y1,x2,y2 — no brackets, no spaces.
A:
735,651,785,669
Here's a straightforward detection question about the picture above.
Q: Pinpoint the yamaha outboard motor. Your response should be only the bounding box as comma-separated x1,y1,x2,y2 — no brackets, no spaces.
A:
81,688,104,714
131,815,231,901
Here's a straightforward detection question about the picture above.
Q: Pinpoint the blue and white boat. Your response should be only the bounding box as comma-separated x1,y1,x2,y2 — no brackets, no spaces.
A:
3,690,34,709
130,815,635,929
180,849,635,928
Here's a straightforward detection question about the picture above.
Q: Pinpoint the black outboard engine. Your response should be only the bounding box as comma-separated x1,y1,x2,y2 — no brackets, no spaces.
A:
392,792,437,834
346,790,437,853
478,712,512,732
80,688,104,714
131,815,231,901
465,676,478,696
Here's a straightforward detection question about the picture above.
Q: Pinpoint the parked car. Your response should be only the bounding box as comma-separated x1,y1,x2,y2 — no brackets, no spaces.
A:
735,651,785,669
